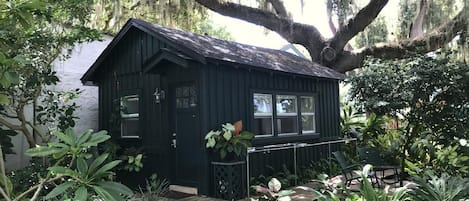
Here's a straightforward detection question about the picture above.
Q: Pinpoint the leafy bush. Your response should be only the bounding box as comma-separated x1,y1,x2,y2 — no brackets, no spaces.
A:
347,53,469,175
410,171,469,201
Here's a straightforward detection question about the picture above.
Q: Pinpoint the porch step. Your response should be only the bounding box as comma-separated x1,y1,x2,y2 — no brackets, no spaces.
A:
169,185,198,195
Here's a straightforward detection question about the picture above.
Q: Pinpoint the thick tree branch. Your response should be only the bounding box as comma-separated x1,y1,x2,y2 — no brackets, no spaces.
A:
329,0,389,53
266,0,288,18
334,9,468,72
194,0,326,59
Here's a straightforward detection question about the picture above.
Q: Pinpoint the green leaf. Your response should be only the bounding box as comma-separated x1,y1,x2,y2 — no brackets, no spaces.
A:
0,175,13,195
97,181,134,197
90,160,121,180
4,71,19,85
89,153,108,174
77,129,93,146
74,186,88,201
220,149,227,159
48,166,79,177
92,185,116,201
0,93,9,105
0,76,11,88
53,130,74,146
25,146,63,157
81,131,110,147
77,158,88,175
45,181,74,199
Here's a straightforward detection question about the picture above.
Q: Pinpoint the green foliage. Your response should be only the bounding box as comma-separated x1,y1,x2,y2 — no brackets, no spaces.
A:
205,122,254,160
135,174,169,201
26,128,110,159
45,154,132,201
120,147,144,173
410,171,469,201
0,0,101,147
354,16,388,47
7,158,48,195
311,166,409,201
348,52,469,175
250,165,298,193
17,128,133,201
251,178,295,201
90,0,209,35
194,19,234,41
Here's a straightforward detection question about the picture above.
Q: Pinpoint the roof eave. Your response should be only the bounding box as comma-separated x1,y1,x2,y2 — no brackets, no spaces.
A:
205,57,345,80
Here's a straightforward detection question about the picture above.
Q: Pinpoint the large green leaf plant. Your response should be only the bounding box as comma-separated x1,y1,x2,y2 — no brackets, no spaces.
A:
0,128,133,201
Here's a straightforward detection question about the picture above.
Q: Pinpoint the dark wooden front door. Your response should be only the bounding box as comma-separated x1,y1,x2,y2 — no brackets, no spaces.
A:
170,82,199,186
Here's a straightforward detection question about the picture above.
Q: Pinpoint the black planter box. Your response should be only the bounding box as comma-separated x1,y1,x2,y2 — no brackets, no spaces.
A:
212,161,246,200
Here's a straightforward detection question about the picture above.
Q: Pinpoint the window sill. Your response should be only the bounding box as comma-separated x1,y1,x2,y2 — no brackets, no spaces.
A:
252,133,320,146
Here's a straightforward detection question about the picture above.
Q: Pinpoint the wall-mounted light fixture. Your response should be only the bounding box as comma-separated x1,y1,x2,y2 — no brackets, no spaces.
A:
153,88,165,103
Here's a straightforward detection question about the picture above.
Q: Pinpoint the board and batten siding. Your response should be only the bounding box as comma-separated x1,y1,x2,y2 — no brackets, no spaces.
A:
201,62,341,177
96,27,171,184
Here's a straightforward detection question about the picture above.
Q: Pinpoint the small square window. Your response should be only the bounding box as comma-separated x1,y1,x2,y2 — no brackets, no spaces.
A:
253,117,273,136
121,118,139,138
121,95,139,118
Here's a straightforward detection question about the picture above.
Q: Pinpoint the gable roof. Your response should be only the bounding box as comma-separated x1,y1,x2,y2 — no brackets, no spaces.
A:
81,18,344,83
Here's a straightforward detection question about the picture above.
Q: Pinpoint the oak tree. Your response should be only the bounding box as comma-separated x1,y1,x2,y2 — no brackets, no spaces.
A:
194,0,468,72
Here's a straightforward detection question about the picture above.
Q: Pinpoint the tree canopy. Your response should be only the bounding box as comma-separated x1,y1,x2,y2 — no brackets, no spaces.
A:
194,0,468,72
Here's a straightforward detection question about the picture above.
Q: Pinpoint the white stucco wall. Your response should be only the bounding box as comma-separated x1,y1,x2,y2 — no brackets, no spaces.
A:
5,36,112,170
51,36,112,134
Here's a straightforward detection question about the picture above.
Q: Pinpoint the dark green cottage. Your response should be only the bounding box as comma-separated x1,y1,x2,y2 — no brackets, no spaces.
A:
81,18,344,196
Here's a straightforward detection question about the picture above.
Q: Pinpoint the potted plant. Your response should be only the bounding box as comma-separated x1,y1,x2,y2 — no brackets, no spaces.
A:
205,120,254,161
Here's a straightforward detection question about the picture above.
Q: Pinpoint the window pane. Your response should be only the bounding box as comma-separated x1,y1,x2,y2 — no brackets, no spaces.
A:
301,96,315,113
302,115,315,133
253,117,273,136
277,117,298,134
276,95,297,116
121,95,139,115
254,93,272,114
122,118,139,137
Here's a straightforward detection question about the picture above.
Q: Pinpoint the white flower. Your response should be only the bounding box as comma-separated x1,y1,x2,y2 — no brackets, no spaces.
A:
268,178,282,192
459,139,468,146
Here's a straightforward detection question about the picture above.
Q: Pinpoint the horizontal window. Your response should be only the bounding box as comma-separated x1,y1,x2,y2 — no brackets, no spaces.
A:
252,93,316,137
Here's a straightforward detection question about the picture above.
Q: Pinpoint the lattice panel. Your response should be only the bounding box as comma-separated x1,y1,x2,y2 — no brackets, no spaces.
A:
213,161,246,200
